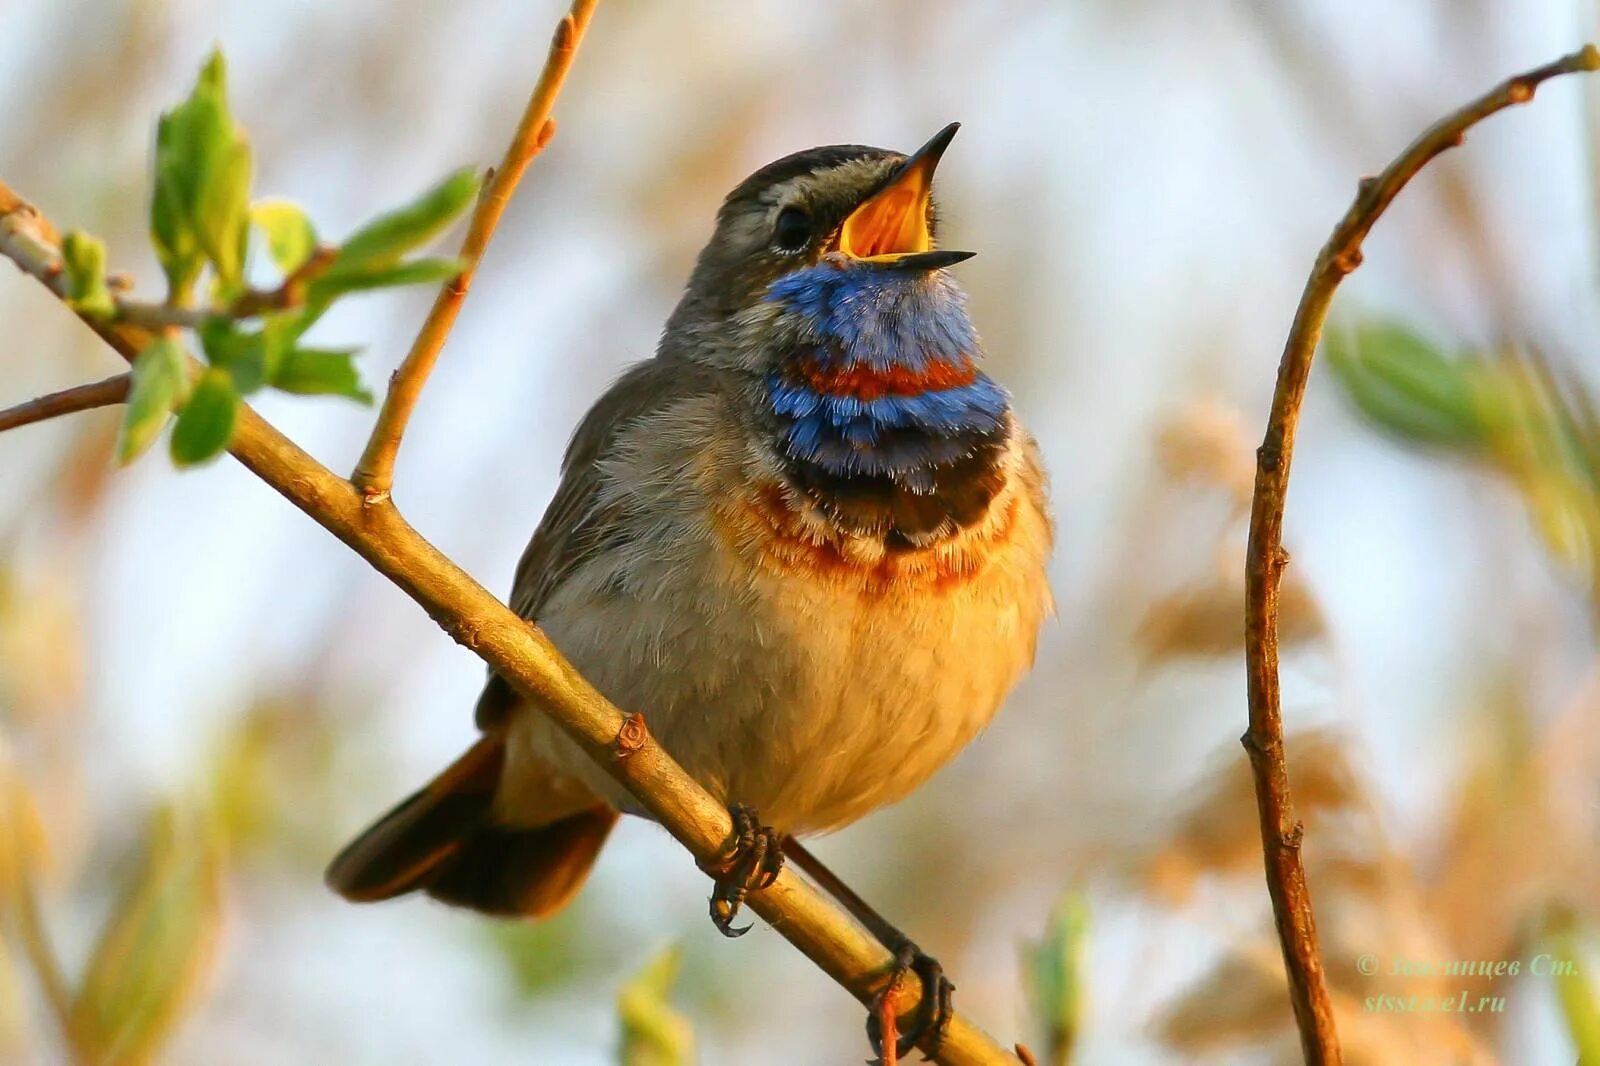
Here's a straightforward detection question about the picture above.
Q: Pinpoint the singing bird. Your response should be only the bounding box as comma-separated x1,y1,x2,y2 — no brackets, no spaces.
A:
328,124,1053,1054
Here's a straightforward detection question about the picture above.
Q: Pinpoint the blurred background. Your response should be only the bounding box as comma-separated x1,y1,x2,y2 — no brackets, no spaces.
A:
2,1,1599,1063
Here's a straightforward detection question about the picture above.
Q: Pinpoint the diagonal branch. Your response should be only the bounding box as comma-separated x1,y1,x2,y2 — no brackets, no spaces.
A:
350,0,598,502
1243,43,1600,1065
0,181,1022,1066
0,373,128,433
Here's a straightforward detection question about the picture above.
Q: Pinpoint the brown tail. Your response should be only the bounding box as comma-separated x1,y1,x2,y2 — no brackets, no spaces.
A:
325,735,617,919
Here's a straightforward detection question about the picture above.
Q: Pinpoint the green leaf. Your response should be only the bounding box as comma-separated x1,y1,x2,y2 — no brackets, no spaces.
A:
196,140,253,297
169,369,239,466
250,199,317,275
61,230,116,318
271,347,371,403
1021,889,1090,1066
617,945,694,1066
1324,321,1486,447
260,312,308,379
149,49,253,300
332,167,478,271
308,256,464,303
197,319,267,394
68,808,222,1066
117,338,190,464
151,117,204,301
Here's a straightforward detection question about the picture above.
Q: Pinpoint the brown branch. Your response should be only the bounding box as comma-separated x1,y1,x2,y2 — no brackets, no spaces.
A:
0,182,1022,1066
350,0,597,501
0,374,128,432
1243,44,1600,1065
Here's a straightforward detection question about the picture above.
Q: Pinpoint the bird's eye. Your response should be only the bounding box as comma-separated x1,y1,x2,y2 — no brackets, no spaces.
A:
772,205,811,252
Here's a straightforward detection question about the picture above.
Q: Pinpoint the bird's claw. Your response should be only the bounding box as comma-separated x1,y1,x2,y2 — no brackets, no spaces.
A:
865,941,954,1065
704,804,783,938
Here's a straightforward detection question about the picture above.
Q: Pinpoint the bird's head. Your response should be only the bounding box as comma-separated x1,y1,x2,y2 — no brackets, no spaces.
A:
666,123,976,368
664,125,1011,544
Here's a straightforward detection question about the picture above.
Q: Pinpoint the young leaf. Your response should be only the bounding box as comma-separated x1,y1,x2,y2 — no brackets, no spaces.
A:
250,200,318,275
271,347,371,403
150,115,204,300
117,338,190,464
61,230,116,318
196,139,253,297
260,312,308,380
307,256,464,303
197,319,267,394
169,369,239,466
68,808,222,1066
331,167,478,271
149,49,253,300
617,945,694,1066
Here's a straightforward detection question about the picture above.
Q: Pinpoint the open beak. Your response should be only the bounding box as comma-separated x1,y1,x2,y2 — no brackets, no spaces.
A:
837,122,975,271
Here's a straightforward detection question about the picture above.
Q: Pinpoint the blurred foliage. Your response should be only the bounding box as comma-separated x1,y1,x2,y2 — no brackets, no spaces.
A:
1131,398,1325,660
68,807,223,1066
0,751,50,903
1135,573,1323,660
206,697,346,862
1327,320,1600,597
1139,688,1600,1063
480,900,605,1005
1544,911,1600,1063
0,762,53,1060
616,944,695,1066
1324,322,1487,447
1021,890,1088,1066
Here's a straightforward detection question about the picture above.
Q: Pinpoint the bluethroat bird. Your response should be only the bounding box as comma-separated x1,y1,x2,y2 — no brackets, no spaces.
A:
327,124,1053,1058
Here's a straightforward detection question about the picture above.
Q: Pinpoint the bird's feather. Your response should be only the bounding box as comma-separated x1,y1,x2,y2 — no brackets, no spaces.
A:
475,357,728,729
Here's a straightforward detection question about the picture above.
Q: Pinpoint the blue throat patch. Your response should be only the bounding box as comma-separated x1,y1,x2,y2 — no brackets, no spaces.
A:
764,264,1010,492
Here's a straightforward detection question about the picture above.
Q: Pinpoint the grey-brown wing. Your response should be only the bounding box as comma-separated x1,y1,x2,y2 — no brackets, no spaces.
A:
474,357,721,729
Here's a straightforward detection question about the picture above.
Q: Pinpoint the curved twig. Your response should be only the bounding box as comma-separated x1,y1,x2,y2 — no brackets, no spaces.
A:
0,373,128,433
1244,44,1600,1065
350,0,598,501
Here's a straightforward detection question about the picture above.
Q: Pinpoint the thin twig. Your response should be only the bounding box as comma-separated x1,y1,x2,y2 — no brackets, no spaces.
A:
115,281,307,331
0,180,1022,1066
0,185,309,334
0,374,128,433
1243,44,1600,1065
350,0,598,501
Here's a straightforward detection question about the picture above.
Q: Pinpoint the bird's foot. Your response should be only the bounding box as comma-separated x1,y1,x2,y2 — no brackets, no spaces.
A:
703,804,783,938
865,940,954,1065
